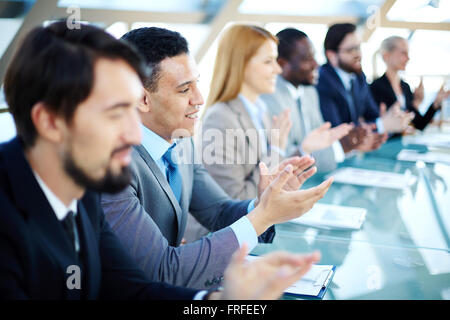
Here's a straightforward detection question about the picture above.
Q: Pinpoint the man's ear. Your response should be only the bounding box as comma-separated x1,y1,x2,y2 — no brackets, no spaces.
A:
277,57,290,73
30,102,64,143
325,50,338,66
138,88,151,113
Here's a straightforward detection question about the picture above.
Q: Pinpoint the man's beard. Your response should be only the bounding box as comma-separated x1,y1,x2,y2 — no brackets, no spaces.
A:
338,58,362,75
63,151,131,194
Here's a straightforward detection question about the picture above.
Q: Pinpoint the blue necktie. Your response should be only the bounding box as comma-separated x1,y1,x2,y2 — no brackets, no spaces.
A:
162,145,182,203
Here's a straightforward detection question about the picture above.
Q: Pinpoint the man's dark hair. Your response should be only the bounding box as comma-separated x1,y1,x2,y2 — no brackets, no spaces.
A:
4,21,148,148
276,28,308,60
324,23,356,53
120,27,189,92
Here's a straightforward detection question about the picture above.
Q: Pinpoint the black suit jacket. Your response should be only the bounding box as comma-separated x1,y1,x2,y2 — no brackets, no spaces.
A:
316,63,380,127
0,137,198,299
370,73,437,130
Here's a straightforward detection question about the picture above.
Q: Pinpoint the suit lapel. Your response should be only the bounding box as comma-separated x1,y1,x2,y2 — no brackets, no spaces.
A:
76,200,101,299
3,138,84,299
277,77,306,139
325,63,349,101
227,97,263,159
324,64,355,121
133,145,183,233
174,141,192,244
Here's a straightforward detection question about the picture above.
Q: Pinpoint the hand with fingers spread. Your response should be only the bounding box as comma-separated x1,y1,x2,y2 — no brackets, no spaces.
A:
433,84,450,110
301,122,353,154
215,244,321,300
256,155,317,206
247,164,333,235
270,108,292,151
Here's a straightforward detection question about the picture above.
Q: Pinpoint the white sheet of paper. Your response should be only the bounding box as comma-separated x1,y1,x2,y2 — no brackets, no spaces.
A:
245,256,334,297
404,134,450,150
328,167,416,190
397,149,450,165
290,203,367,230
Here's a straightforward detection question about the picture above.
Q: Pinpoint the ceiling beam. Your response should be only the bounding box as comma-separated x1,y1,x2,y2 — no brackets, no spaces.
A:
381,20,450,31
0,0,59,85
234,13,358,25
51,7,206,25
362,0,397,42
195,0,243,62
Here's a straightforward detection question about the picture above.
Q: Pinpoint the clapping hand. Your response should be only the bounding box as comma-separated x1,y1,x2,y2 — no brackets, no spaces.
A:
217,244,321,300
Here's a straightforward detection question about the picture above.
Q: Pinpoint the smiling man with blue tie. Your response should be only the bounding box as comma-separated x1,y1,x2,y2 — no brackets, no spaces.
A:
101,27,333,290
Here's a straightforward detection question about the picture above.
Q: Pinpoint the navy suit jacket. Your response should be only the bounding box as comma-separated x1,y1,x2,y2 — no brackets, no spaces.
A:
316,63,380,127
0,137,198,300
370,73,437,131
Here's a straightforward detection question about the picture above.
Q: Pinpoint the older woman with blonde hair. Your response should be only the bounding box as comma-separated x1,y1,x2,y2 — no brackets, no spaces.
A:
200,24,316,200
370,35,449,131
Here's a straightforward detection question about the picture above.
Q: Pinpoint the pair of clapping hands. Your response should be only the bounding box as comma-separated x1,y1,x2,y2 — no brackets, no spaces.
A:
270,108,354,155
210,155,332,300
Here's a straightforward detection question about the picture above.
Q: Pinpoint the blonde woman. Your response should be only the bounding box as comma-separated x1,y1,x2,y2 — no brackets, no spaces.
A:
370,36,449,131
201,24,302,200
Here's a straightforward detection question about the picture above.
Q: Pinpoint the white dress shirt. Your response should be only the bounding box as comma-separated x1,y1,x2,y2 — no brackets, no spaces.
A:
33,171,78,220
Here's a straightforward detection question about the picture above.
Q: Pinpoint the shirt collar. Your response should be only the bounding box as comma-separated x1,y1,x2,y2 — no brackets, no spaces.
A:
140,124,174,162
334,66,356,91
281,77,300,100
33,171,77,221
238,94,267,120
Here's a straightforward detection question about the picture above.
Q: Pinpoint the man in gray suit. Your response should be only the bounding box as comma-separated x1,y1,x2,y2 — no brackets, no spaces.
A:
261,28,352,172
101,27,333,290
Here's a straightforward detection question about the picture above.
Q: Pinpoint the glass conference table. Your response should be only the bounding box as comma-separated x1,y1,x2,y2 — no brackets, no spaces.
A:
251,128,450,300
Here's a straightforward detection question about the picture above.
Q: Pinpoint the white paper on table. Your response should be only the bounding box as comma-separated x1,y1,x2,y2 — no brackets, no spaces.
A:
290,203,367,230
285,265,334,296
245,256,334,297
404,134,450,149
397,149,450,165
327,167,416,190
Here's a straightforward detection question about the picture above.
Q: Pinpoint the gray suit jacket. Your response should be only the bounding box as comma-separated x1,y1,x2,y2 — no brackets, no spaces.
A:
261,76,337,172
200,97,284,200
101,138,274,290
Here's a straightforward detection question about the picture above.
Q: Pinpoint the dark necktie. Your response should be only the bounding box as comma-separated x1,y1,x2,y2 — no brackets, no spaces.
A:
347,78,359,124
162,145,182,203
62,210,80,254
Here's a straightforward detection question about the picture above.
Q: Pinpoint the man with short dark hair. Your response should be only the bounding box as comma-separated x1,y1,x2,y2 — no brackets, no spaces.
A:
0,21,320,300
101,27,332,290
261,28,352,172
317,23,413,151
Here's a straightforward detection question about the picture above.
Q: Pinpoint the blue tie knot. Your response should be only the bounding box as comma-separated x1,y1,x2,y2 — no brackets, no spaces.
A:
163,144,178,167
